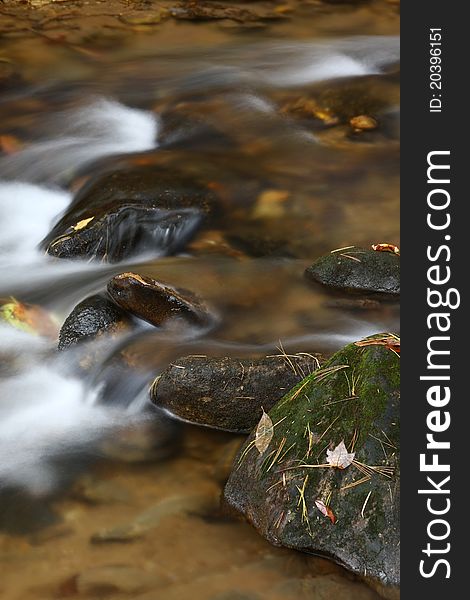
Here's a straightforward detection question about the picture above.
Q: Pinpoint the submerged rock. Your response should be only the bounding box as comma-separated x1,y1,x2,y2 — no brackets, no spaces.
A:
71,474,131,505
151,354,321,433
224,335,400,589
42,165,217,262
305,247,400,297
271,574,379,600
107,272,213,328
91,489,218,543
58,294,131,350
75,565,164,596
99,414,182,463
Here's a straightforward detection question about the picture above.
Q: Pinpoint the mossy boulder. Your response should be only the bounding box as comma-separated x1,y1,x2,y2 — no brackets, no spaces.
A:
224,335,400,590
41,165,217,262
305,247,400,297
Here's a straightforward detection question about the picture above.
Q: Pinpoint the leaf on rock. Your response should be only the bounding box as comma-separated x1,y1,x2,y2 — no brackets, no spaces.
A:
371,243,400,256
255,409,274,454
314,499,337,524
355,334,400,355
326,440,355,469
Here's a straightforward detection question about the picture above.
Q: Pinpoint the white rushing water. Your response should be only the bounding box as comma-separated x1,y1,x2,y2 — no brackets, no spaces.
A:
0,98,158,183
0,182,71,266
0,99,162,493
0,36,399,493
165,35,399,90
0,327,150,494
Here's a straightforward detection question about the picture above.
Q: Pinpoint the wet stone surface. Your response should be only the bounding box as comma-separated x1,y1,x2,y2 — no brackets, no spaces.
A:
152,354,321,432
58,293,131,350
42,165,218,262
107,272,214,328
224,336,400,590
0,2,399,598
305,247,400,297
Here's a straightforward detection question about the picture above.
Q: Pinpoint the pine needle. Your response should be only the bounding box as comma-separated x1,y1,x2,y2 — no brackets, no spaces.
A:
361,490,372,518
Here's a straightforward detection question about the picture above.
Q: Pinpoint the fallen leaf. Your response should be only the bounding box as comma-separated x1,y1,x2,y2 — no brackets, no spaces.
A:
371,243,400,256
355,335,400,355
350,115,378,131
71,217,95,231
315,499,337,524
326,440,355,469
255,409,273,454
0,135,23,155
0,298,57,338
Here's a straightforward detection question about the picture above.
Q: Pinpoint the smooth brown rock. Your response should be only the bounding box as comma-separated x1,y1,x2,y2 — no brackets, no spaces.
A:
107,272,213,327
151,354,321,432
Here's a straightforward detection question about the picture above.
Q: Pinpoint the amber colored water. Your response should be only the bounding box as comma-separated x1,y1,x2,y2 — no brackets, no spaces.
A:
0,2,399,599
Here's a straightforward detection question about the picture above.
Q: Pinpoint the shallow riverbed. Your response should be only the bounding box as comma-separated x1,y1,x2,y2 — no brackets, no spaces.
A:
0,2,399,598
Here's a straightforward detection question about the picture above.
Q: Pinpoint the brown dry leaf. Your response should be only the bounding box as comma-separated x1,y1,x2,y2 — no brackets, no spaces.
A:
0,135,23,155
326,440,355,469
355,335,400,355
255,409,274,454
371,243,400,255
350,115,378,131
314,499,337,524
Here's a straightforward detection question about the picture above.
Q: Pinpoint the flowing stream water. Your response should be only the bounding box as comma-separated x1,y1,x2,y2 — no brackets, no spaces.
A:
0,6,399,599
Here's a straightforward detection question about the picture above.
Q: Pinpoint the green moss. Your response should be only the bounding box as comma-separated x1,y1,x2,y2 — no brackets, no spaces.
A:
226,334,400,585
266,335,399,473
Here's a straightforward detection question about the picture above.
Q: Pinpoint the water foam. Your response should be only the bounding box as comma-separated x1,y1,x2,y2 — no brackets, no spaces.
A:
0,98,158,183
0,181,71,265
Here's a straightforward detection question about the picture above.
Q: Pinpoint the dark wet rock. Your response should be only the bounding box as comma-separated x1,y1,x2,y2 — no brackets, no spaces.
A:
151,354,321,433
75,565,164,595
305,247,400,297
107,272,213,328
224,336,400,589
58,294,131,350
42,165,217,262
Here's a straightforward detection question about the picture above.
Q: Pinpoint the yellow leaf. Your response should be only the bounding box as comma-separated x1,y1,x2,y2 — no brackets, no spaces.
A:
72,217,95,231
